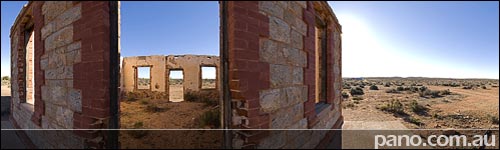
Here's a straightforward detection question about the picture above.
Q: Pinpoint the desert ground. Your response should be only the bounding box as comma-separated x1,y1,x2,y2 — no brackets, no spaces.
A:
119,79,220,149
342,77,499,129
1,79,10,96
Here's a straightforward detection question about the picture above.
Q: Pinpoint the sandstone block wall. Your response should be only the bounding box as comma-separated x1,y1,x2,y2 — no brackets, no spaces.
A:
10,1,118,148
10,1,341,149
226,1,342,148
121,55,220,96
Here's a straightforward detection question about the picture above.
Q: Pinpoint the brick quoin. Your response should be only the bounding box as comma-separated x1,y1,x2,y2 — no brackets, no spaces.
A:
72,2,111,148
227,0,271,142
303,1,319,128
31,1,45,126
327,23,336,109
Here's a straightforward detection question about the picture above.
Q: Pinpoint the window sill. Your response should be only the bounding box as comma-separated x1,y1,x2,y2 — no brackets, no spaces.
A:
315,102,330,114
20,103,35,113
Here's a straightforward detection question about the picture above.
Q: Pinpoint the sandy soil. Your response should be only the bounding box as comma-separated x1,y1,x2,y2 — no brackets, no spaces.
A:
1,86,10,96
119,80,221,149
169,85,184,102
119,99,222,148
342,79,499,129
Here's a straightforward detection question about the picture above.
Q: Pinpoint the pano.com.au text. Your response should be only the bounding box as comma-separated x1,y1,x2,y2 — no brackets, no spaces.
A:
374,134,496,149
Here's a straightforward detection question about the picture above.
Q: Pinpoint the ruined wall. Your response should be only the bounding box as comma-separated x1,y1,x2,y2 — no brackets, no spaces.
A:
122,55,166,92
121,55,220,96
166,55,220,92
10,1,117,148
227,1,342,148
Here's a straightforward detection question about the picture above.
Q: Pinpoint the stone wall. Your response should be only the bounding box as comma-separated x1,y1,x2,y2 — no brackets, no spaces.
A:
9,1,341,149
10,1,117,148
121,55,220,97
227,1,342,148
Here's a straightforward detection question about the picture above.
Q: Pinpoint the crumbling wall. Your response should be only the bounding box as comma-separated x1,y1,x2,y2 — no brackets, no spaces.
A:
10,1,117,148
166,55,220,93
227,1,342,148
121,55,220,98
122,55,166,92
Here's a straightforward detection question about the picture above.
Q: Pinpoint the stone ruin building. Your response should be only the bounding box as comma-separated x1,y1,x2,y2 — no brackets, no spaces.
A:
8,1,342,149
120,55,220,101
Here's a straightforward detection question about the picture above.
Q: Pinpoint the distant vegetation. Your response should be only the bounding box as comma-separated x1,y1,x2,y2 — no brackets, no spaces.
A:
350,87,364,95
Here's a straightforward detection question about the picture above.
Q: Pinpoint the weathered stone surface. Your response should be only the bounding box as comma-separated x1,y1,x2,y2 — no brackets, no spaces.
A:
66,49,81,65
41,22,55,39
285,86,307,104
48,48,67,69
270,64,290,88
270,103,304,129
283,47,306,67
41,85,49,101
260,86,306,113
41,116,50,129
122,55,219,94
45,26,73,51
259,1,283,19
276,1,288,9
260,39,284,64
45,69,57,80
296,1,307,8
290,30,303,50
40,57,49,70
49,86,67,105
67,41,81,51
288,118,308,130
284,129,312,149
289,2,303,17
44,102,57,120
42,1,73,23
259,88,282,113
61,66,73,79
67,89,81,112
46,79,66,87
269,16,290,43
294,19,307,36
56,106,73,128
292,67,303,85
67,80,73,88
54,4,81,31
257,130,286,149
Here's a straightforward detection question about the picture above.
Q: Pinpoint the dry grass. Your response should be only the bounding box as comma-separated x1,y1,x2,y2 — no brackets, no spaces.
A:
343,77,499,129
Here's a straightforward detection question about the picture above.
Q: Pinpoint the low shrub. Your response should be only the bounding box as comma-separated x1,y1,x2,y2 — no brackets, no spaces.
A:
184,91,219,107
352,96,364,101
127,122,149,138
350,87,364,95
384,82,391,87
409,100,427,113
145,104,168,113
407,117,422,125
198,109,220,128
385,88,399,93
342,92,349,99
396,86,404,91
439,89,451,95
369,85,379,90
487,114,499,125
379,99,405,115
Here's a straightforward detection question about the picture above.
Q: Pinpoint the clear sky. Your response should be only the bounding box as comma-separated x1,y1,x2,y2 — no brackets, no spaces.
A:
1,1,499,79
329,1,499,79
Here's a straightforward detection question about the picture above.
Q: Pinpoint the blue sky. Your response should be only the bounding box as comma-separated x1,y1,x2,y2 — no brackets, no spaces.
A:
1,1,499,79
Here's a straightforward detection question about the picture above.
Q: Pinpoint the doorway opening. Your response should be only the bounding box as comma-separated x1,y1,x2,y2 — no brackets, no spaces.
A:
168,69,184,102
